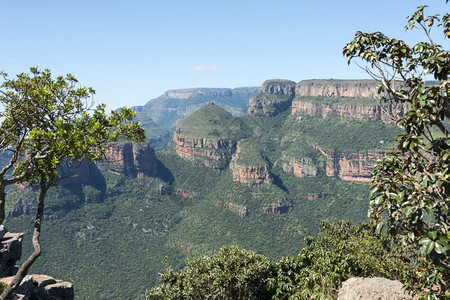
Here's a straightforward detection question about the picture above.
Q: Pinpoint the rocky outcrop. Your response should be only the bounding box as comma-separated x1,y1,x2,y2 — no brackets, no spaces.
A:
0,274,74,300
230,164,271,187
263,201,293,215
314,145,384,182
281,156,318,178
174,135,235,170
0,226,22,277
338,277,414,300
248,80,296,116
296,80,380,98
291,100,403,124
227,203,249,218
291,80,404,124
229,142,272,187
101,142,157,177
0,226,74,299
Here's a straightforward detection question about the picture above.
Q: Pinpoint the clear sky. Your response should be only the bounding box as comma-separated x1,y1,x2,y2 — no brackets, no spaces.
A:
0,0,448,110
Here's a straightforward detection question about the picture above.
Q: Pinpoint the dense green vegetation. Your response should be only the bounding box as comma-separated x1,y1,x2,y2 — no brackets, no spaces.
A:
147,221,433,299
175,103,237,139
3,101,389,298
233,138,267,167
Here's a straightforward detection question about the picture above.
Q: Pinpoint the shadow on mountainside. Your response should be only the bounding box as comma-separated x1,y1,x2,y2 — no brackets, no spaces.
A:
156,159,174,183
271,173,289,193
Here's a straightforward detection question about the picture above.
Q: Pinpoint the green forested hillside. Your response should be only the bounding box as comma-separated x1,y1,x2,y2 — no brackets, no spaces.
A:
3,97,402,299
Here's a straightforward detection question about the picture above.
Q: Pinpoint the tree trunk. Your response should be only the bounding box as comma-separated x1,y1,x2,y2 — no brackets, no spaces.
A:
0,179,47,300
0,184,6,226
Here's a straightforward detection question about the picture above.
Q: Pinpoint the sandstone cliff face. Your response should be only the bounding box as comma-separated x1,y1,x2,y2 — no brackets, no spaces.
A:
230,164,272,188
263,201,292,215
282,156,318,178
174,134,235,170
295,80,380,98
229,143,272,188
102,142,157,177
248,79,296,116
291,100,403,124
314,145,384,183
291,80,404,124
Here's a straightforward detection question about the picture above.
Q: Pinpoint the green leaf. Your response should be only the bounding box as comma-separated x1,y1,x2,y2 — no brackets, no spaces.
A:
434,242,446,255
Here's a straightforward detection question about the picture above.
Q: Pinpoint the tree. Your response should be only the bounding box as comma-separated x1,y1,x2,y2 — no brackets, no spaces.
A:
267,221,429,300
343,2,449,295
0,67,146,299
145,245,274,300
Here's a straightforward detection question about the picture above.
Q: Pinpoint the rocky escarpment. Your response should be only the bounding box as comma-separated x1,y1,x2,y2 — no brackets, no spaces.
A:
229,139,272,188
291,99,404,124
281,156,318,178
263,201,293,215
248,79,296,116
101,142,157,177
173,103,242,170
296,80,380,98
314,145,385,183
292,80,405,124
174,135,235,170
229,163,272,188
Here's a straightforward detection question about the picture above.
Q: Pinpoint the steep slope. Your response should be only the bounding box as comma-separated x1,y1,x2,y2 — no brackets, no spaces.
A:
292,80,405,124
248,79,296,116
229,139,272,188
98,142,158,178
173,102,249,170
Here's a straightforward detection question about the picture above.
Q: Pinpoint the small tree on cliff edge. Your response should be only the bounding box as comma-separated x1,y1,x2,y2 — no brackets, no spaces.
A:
343,1,449,294
0,67,146,299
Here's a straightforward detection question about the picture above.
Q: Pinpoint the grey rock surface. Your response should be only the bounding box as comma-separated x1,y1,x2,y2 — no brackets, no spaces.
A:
337,277,414,300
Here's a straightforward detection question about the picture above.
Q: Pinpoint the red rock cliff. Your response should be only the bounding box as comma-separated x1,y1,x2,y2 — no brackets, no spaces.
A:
314,145,384,182
281,155,318,178
102,142,157,177
248,79,296,116
229,144,272,188
174,133,235,170
291,80,404,124
291,100,403,124
296,80,380,98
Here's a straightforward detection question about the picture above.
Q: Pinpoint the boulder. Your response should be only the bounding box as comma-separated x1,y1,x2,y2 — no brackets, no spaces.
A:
32,274,57,287
43,281,74,300
337,277,414,300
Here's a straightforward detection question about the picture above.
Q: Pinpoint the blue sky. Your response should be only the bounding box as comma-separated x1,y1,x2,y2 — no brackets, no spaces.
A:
0,0,448,110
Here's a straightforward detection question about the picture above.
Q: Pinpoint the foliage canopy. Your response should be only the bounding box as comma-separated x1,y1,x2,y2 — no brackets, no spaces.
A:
0,67,145,298
343,2,449,295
